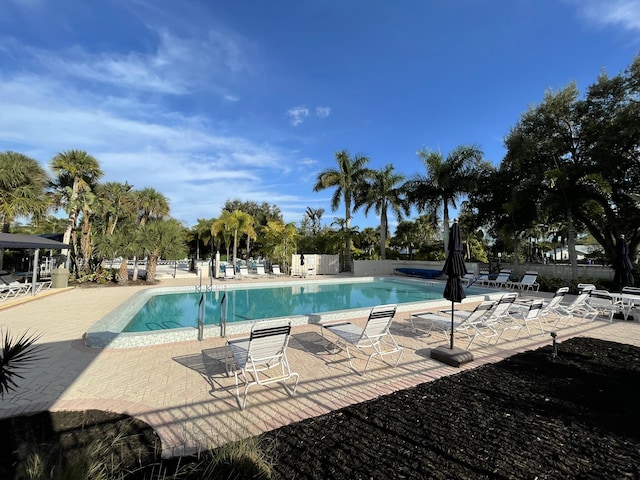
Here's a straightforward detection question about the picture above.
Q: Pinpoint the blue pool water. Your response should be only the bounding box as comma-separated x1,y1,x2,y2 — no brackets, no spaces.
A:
123,278,491,333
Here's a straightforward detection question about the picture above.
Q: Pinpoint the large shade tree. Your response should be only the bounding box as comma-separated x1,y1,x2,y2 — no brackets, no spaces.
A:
313,149,372,271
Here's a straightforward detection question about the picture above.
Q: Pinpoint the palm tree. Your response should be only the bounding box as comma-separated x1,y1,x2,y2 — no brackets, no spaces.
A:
50,150,103,265
132,187,170,280
262,220,299,272
219,210,256,266
405,145,484,254
140,219,186,282
358,164,408,260
0,151,51,232
94,181,134,235
94,229,138,285
313,149,371,271
0,329,44,398
305,207,325,235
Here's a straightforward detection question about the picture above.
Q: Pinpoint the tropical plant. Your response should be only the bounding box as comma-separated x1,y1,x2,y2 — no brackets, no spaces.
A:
261,220,299,272
50,150,103,267
0,151,51,233
139,219,187,282
357,164,408,259
0,329,44,398
131,187,170,281
313,149,372,271
405,145,485,254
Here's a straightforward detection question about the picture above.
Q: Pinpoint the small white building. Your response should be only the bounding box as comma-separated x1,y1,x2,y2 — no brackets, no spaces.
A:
545,244,601,261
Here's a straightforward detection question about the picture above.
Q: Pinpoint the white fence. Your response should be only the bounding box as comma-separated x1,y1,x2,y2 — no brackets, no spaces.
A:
290,254,340,275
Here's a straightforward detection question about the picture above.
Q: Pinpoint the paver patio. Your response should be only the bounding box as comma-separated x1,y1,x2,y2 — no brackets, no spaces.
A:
1,274,639,457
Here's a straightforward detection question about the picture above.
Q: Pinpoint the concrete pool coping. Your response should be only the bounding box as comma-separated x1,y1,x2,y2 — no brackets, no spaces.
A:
84,276,503,349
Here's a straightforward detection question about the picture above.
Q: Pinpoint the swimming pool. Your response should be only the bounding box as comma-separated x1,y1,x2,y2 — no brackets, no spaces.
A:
85,276,497,348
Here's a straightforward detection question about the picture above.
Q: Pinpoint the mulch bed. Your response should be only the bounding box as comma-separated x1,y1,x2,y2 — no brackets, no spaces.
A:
1,336,639,479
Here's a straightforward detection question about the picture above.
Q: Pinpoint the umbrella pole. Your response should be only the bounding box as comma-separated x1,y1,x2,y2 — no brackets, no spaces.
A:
450,300,454,349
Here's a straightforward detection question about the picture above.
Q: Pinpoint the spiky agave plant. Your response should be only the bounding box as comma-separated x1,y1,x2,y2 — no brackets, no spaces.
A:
0,329,45,398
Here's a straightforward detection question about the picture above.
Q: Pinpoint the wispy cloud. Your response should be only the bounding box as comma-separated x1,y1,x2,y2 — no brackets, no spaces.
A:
315,106,331,118
287,105,309,126
569,0,640,31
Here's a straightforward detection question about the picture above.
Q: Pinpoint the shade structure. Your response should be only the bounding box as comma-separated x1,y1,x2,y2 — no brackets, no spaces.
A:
613,235,634,289
442,220,467,348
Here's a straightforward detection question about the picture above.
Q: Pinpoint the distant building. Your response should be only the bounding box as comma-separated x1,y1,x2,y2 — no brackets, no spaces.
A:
545,244,602,261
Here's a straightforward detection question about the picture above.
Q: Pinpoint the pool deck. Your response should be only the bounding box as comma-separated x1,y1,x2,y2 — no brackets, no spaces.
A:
1,273,639,458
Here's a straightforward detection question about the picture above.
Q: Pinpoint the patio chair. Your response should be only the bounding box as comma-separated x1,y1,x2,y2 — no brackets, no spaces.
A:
223,264,236,280
419,300,496,349
225,319,299,410
535,286,571,328
238,265,250,279
0,283,29,301
586,290,624,323
507,271,540,292
488,269,512,289
321,304,402,375
460,272,476,285
553,288,597,325
271,265,285,277
484,292,521,342
255,264,267,277
510,299,545,337
472,270,491,287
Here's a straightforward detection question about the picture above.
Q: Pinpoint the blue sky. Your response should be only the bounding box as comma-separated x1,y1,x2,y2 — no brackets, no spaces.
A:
1,0,639,233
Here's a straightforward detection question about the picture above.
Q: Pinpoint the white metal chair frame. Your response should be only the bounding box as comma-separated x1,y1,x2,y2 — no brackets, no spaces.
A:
322,304,402,375
225,320,299,410
426,300,497,349
587,290,624,323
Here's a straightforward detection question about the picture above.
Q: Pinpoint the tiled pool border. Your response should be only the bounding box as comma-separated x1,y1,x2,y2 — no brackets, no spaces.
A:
84,276,501,349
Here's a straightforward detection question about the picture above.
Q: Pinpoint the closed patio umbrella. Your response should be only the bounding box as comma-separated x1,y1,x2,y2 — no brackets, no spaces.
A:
613,234,634,289
431,219,474,366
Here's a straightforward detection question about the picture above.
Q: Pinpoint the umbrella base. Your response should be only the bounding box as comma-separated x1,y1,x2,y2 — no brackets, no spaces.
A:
430,345,474,367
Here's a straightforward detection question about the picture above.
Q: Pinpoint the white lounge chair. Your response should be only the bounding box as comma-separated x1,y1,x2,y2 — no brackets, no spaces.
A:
507,271,540,292
238,265,250,279
488,270,512,289
223,264,236,280
586,290,624,323
271,265,284,277
417,300,497,349
225,319,299,410
553,288,597,325
510,299,545,337
255,264,267,277
322,304,402,375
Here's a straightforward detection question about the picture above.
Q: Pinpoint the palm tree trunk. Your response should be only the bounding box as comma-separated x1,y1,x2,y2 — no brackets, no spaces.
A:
146,253,158,283
117,258,129,285
344,200,352,272
567,211,578,281
442,201,450,255
380,209,387,260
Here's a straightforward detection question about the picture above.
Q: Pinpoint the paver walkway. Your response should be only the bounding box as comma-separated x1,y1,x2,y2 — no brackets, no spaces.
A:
1,275,639,457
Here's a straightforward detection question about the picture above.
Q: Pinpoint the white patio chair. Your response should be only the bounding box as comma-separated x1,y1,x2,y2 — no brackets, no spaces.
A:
421,300,497,349
223,264,236,280
510,299,545,337
536,286,571,328
255,264,267,277
225,319,299,410
586,290,624,323
553,288,597,325
507,271,540,292
488,270,512,289
321,304,402,375
238,265,250,279
271,265,284,277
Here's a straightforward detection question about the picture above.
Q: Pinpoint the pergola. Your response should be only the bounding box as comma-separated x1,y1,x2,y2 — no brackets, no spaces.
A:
0,233,69,295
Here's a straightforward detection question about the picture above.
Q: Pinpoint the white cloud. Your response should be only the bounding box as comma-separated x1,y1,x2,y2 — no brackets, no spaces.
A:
287,105,309,126
315,106,331,118
570,0,640,31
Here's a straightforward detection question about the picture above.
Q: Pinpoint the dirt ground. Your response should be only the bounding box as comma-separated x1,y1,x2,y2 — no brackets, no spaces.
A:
1,336,639,479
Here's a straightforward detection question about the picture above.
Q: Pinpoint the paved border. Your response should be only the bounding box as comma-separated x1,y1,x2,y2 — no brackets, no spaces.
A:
1,275,638,457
